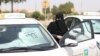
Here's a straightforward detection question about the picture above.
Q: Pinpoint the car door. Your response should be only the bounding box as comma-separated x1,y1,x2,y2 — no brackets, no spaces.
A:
60,20,97,56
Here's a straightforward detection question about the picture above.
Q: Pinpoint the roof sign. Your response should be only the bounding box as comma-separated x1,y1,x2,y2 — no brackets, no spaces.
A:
83,12,100,16
0,13,25,19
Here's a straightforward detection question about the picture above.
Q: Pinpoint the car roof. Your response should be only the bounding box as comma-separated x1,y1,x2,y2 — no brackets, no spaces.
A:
0,18,39,25
64,15,100,20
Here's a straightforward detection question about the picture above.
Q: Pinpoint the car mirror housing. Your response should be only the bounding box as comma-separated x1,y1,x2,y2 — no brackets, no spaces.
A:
64,38,78,47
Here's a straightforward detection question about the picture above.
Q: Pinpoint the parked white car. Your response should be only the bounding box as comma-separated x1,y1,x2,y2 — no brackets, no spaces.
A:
0,18,69,56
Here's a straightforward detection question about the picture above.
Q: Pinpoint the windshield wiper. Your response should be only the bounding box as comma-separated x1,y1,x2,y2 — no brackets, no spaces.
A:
0,47,45,53
0,45,57,53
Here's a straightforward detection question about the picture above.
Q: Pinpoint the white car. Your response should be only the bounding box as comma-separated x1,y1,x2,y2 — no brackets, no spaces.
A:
0,18,69,56
0,13,99,56
64,15,100,49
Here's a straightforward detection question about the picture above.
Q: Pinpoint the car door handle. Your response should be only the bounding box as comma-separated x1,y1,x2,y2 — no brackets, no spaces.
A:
89,45,96,49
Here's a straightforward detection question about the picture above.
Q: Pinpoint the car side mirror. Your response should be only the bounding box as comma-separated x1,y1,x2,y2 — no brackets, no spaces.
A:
64,38,78,47
73,28,81,33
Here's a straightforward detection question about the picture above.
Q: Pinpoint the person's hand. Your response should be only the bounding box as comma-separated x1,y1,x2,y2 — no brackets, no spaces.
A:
57,35,63,39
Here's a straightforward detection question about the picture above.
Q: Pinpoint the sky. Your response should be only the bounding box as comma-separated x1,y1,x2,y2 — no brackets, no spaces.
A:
0,0,100,13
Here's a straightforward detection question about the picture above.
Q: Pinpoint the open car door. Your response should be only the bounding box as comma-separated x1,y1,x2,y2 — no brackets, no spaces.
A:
60,20,98,56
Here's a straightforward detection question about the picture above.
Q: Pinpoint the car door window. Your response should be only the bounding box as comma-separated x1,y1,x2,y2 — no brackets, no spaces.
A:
65,17,73,29
63,21,93,42
65,17,81,30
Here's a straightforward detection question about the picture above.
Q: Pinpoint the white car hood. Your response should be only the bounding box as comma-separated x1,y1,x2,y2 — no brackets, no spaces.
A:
0,48,68,56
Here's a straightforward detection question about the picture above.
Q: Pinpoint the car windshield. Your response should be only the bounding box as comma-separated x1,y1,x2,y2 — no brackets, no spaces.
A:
84,19,100,34
0,24,56,52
